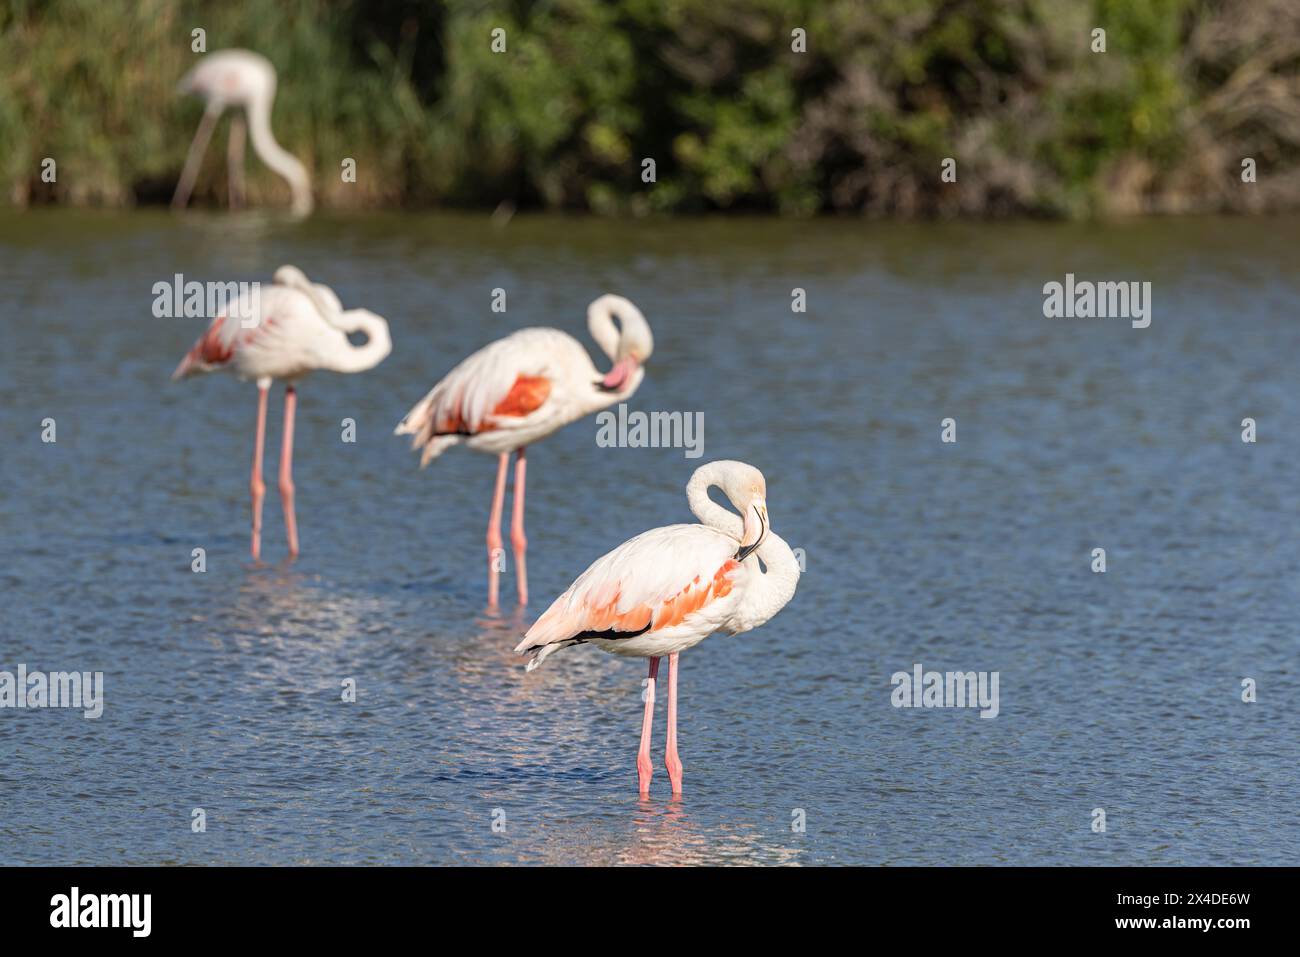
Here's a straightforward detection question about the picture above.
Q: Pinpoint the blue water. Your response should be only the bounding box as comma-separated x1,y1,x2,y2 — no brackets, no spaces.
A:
1,210,1297,864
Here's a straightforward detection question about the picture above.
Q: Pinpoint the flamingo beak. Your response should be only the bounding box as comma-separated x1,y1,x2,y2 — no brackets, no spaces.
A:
599,355,639,392
735,499,768,562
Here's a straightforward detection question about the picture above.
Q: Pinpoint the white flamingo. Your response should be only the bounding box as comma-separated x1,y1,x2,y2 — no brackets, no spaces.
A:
172,49,312,215
172,266,391,559
395,296,653,606
515,460,800,796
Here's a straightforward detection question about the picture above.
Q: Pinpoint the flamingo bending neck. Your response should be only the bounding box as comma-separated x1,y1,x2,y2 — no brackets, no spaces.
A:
246,95,312,216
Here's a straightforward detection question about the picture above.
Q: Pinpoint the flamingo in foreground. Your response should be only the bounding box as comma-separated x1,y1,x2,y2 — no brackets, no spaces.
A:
172,266,392,559
395,296,653,607
172,49,312,215
515,460,800,796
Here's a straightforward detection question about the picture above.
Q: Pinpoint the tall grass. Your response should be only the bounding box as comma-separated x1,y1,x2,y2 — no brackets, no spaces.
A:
0,0,429,207
2,0,1297,216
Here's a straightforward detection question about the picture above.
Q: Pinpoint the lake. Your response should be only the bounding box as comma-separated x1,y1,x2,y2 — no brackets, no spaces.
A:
1,209,1297,864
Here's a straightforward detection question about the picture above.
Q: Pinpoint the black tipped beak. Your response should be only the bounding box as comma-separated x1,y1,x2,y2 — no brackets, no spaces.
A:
734,508,767,562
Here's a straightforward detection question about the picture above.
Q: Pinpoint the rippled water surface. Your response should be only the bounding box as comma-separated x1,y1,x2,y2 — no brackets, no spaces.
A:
1,210,1298,865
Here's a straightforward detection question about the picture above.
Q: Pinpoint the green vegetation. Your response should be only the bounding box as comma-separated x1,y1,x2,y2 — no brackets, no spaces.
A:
2,0,1296,216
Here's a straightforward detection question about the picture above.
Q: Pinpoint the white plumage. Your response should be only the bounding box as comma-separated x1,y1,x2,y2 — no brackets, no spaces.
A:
517,460,800,666
514,461,801,795
172,266,390,384
394,295,652,464
172,49,313,215
395,327,608,462
171,266,391,560
394,294,654,607
520,524,741,667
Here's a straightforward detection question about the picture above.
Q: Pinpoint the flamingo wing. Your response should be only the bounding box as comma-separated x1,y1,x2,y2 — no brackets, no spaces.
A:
516,524,742,670
171,305,248,379
171,286,332,381
395,328,581,464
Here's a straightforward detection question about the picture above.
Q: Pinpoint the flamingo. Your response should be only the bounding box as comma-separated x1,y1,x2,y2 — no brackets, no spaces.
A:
171,49,312,215
395,295,653,607
172,266,392,559
514,460,800,796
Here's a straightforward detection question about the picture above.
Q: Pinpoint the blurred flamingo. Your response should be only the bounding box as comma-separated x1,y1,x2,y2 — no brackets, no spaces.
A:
515,460,800,796
173,266,391,559
172,49,312,215
395,295,652,606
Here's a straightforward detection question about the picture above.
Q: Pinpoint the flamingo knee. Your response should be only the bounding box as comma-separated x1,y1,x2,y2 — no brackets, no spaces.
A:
249,478,266,559
637,752,655,793
665,752,683,793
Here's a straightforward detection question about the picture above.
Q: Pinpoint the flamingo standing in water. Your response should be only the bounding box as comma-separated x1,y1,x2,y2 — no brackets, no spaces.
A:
515,460,800,796
173,266,391,559
172,49,313,215
395,296,653,607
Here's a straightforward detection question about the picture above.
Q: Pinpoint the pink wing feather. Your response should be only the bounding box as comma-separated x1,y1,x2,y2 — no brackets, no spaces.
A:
516,524,741,668
171,285,326,382
395,327,577,464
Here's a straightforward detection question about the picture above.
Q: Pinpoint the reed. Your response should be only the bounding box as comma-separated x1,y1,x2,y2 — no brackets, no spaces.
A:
2,0,1296,216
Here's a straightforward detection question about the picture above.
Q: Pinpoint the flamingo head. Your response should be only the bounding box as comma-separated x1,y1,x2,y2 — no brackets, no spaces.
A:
590,295,653,391
721,463,769,561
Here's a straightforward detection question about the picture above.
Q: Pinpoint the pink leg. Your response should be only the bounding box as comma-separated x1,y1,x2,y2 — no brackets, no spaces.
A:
511,448,528,605
249,385,269,560
172,106,220,210
227,113,246,209
665,652,683,795
486,452,508,606
279,385,299,557
638,657,660,796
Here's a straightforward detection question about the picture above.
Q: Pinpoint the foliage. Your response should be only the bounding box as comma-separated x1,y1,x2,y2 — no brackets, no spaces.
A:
1,0,1296,216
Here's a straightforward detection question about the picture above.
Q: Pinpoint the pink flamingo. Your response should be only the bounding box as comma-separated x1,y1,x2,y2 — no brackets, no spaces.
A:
172,266,391,559
172,49,313,215
515,461,800,796
395,295,653,607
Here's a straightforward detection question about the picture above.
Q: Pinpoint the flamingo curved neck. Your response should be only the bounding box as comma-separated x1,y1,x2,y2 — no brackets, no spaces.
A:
587,294,652,364
323,309,392,373
588,299,621,363
686,465,744,540
741,530,801,628
686,462,801,628
246,96,312,215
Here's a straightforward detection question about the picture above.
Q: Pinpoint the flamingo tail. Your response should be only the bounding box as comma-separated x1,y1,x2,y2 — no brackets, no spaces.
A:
519,639,578,673
394,394,462,466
